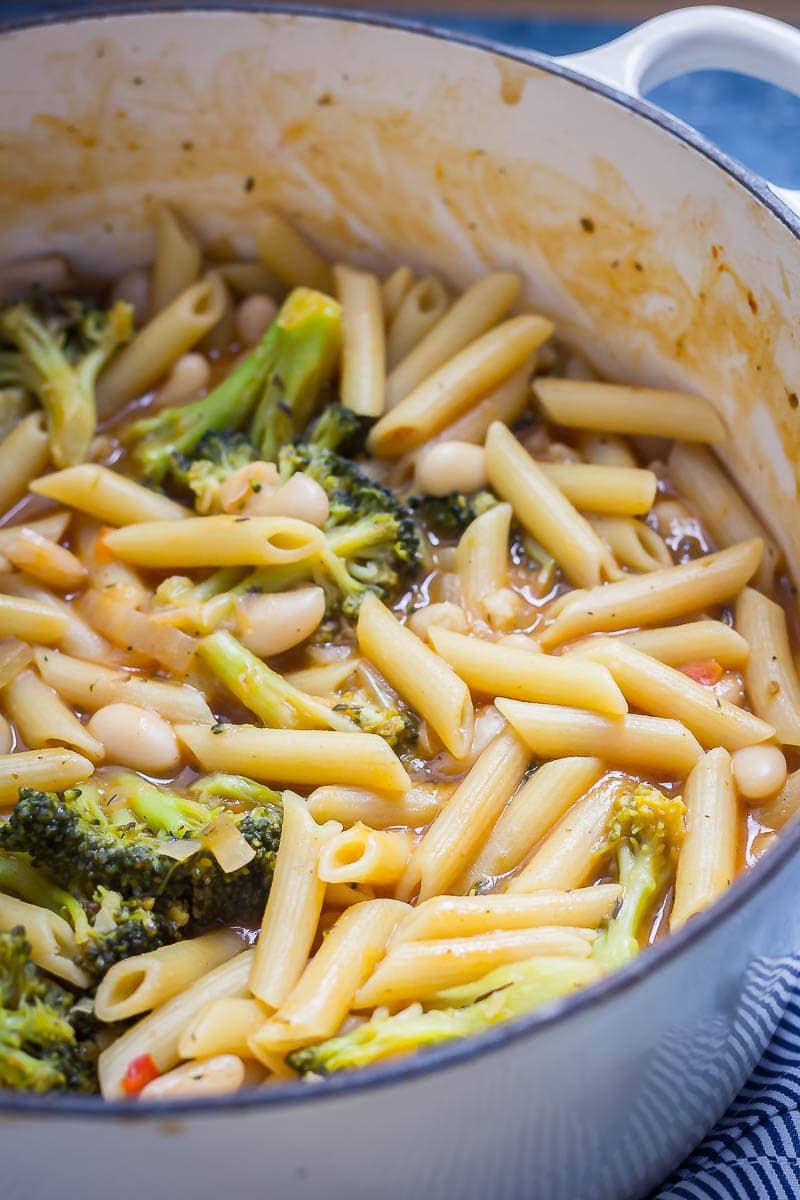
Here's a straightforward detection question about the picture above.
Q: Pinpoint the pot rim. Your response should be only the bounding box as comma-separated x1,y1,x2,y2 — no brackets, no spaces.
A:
2,0,799,1120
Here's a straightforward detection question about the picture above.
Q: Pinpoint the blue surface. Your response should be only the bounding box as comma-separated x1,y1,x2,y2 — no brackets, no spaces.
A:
4,5,800,1198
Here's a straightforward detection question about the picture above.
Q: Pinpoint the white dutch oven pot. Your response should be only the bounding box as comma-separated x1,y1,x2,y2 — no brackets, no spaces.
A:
2,6,800,1199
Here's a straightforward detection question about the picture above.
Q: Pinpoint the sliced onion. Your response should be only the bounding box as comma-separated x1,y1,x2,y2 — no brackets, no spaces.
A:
160,837,203,862
202,813,255,873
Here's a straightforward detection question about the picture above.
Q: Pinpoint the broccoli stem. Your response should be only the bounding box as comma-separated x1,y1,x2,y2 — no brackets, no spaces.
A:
188,773,281,810
591,843,655,970
197,630,355,732
249,288,342,461
0,849,89,943
108,773,213,838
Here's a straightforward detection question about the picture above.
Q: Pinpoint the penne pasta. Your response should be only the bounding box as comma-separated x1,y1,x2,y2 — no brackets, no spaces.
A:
401,727,530,902
0,592,69,644
103,515,325,569
0,894,88,988
179,997,268,1061
34,647,213,723
426,364,531,448
98,950,255,1099
456,503,511,613
31,464,190,525
283,659,358,696
533,378,728,442
307,784,442,830
496,698,703,776
0,747,94,806
176,723,411,792
539,461,657,516
255,210,334,293
353,927,595,1008
485,422,619,589
588,515,672,573
381,265,414,323
390,886,621,945
369,316,552,457
249,793,339,1009
0,512,72,571
386,272,521,409
0,413,50,515
94,930,245,1023
0,638,33,689
429,626,627,717
736,587,800,746
2,668,104,761
463,757,606,886
386,276,449,367
317,824,412,886
357,594,473,759
0,573,111,662
573,638,774,750
5,528,86,590
97,273,228,413
506,774,622,893
759,768,800,831
668,443,780,591
579,432,637,468
334,264,385,418
671,748,737,929
150,204,202,315
539,539,763,648
249,899,408,1056
590,619,750,667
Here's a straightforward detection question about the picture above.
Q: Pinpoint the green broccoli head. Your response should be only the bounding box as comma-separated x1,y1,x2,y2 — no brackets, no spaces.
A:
410,489,499,539
308,404,371,456
80,889,185,980
188,772,281,812
278,442,419,615
0,293,132,467
332,691,419,752
592,783,686,972
0,927,97,1092
169,430,257,514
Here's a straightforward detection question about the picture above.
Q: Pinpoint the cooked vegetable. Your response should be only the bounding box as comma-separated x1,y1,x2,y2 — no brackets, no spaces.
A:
0,294,132,466
410,490,499,538
168,430,257,514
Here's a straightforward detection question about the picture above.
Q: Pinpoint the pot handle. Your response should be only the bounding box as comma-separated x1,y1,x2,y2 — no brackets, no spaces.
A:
557,4,800,215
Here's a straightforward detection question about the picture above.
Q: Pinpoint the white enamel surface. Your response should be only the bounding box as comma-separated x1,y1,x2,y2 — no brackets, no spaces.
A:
3,11,800,1200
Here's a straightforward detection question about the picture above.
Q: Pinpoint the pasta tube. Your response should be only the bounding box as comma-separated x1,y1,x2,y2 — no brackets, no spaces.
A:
0,748,94,806
150,204,202,315
0,593,68,644
255,210,334,292
533,378,727,442
103,515,325,568
540,539,763,648
485,422,619,589
0,894,88,988
357,594,473,759
736,587,800,746
2,668,104,761
317,825,412,886
176,724,412,792
31,464,190,524
428,626,627,716
496,698,703,775
94,930,245,1023
401,727,529,902
671,748,737,929
306,784,442,829
369,315,552,457
386,277,449,366
456,503,511,612
334,264,385,417
179,997,267,1061
601,620,749,667
0,413,50,515
539,461,657,516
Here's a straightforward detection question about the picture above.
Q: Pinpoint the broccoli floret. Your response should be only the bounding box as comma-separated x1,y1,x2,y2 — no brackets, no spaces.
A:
308,404,371,456
592,783,686,972
249,288,342,461
188,773,281,812
0,294,133,467
276,442,419,615
169,430,257,514
81,889,183,980
332,691,419,752
0,848,89,943
288,956,601,1076
0,780,283,931
410,490,499,538
0,927,97,1092
197,629,356,731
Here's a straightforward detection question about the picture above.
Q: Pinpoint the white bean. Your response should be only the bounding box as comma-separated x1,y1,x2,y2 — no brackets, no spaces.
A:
139,1055,246,1101
415,442,487,496
0,714,13,754
235,586,326,657
408,601,468,642
244,472,330,526
87,704,181,774
219,461,280,514
235,294,278,346
155,353,211,407
732,744,788,802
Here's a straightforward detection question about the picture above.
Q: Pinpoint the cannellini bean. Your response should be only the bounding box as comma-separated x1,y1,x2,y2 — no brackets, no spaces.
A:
244,473,330,526
235,293,278,346
415,441,487,497
0,714,13,754
219,462,280,514
139,1055,246,1101
235,587,326,657
87,703,181,774
732,744,788,802
155,353,211,407
713,671,745,707
408,601,469,641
